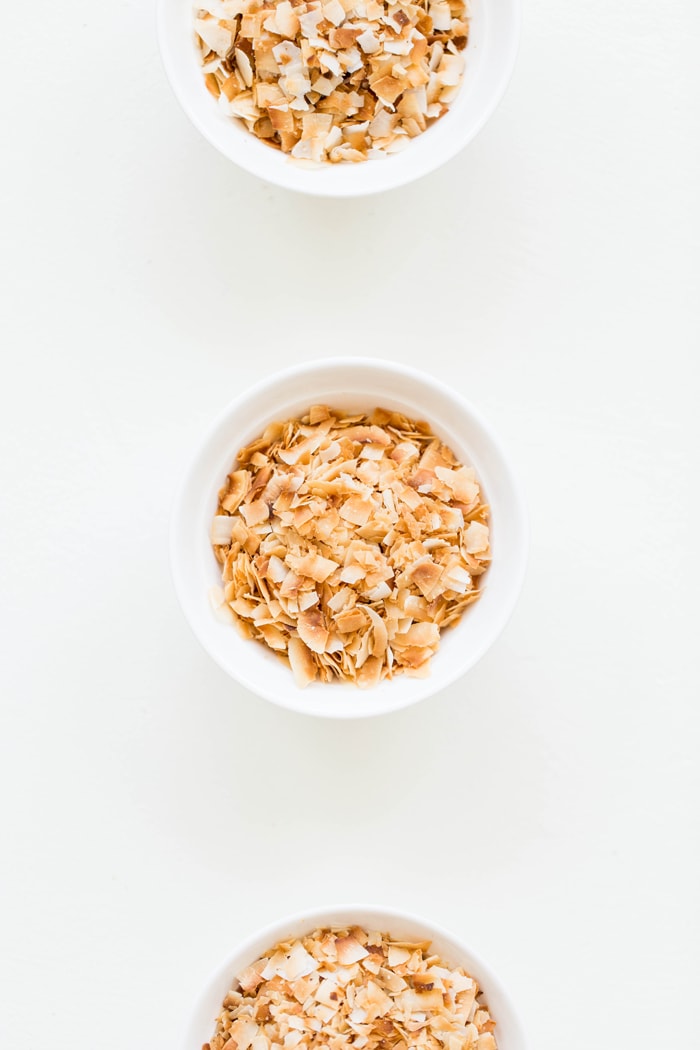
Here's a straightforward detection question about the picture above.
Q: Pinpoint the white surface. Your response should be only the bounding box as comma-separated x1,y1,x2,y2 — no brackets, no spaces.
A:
182,906,528,1050
0,0,698,1047
157,0,520,195
171,357,527,716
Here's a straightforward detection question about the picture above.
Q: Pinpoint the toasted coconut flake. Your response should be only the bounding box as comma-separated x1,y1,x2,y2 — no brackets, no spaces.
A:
221,469,251,512
340,564,366,585
335,607,367,633
211,408,489,689
288,551,339,583
396,621,440,648
339,494,374,527
464,521,490,554
265,0,299,37
211,515,235,545
282,941,320,981
258,623,289,651
297,607,329,654
240,499,270,527
387,946,411,967
365,581,390,602
209,585,235,624
196,15,234,57
238,963,265,994
267,554,289,583
288,635,318,687
323,0,346,26
335,935,370,965
407,557,443,598
364,606,388,657
299,589,320,611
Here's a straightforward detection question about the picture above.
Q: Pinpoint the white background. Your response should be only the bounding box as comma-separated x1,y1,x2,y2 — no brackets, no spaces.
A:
1,1,698,1048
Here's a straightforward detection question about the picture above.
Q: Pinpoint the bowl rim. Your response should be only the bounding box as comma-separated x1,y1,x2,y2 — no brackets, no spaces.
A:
170,357,529,718
182,902,530,1050
156,0,522,197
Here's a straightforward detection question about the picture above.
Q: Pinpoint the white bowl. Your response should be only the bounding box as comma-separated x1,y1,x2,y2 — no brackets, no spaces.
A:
170,358,527,718
157,0,521,197
182,904,529,1050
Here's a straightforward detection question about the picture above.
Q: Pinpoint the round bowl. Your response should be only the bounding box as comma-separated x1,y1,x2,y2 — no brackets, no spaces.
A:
157,0,521,197
170,357,527,718
182,904,529,1050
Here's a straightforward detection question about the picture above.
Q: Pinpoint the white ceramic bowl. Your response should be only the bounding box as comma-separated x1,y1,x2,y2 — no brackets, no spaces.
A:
170,358,527,718
182,904,529,1050
157,0,521,197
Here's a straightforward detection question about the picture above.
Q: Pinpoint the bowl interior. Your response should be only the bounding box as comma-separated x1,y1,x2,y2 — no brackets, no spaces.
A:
184,906,528,1050
171,360,527,717
158,0,521,195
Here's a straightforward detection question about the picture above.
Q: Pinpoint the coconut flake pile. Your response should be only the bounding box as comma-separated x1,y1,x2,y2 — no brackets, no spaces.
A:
194,0,470,162
210,406,490,688
204,926,497,1050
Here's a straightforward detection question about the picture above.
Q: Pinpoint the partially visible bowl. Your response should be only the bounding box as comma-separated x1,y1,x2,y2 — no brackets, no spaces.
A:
170,357,527,718
157,0,521,196
182,904,529,1050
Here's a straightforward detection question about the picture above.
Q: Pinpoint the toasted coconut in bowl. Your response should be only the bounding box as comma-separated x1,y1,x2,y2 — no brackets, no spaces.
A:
157,0,521,196
170,358,528,718
210,406,493,689
181,905,529,1050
